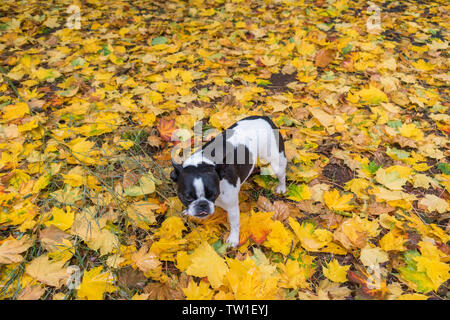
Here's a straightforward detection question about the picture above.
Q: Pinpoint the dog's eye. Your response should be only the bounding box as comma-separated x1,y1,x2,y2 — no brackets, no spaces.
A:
206,190,218,200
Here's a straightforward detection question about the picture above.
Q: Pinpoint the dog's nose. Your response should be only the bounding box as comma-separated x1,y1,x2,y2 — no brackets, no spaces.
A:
197,201,209,211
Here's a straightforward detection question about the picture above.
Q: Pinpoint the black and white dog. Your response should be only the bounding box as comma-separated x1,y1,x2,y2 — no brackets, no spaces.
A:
170,116,287,247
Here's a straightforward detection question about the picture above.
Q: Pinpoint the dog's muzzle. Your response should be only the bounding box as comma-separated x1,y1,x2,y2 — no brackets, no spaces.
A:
186,198,215,217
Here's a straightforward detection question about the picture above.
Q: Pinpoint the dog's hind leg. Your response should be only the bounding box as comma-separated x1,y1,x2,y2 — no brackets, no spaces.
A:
272,151,287,194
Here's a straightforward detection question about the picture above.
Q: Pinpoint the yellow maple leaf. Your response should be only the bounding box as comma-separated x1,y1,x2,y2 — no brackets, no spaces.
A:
34,68,61,82
399,123,424,141
344,178,371,200
150,238,187,262
356,86,388,104
86,229,119,256
412,174,436,189
414,255,449,291
153,216,186,240
260,55,279,67
77,267,116,300
371,186,416,209
70,208,118,256
47,239,74,263
411,59,435,71
175,251,190,272
289,218,333,251
183,279,214,300
323,189,354,211
126,201,157,230
418,241,446,261
17,285,45,300
180,70,194,82
307,107,336,134
379,229,406,252
44,206,75,231
67,138,97,165
185,241,228,289
333,216,380,249
225,256,279,299
323,259,350,283
264,220,294,255
131,244,161,274
239,210,274,246
278,258,315,289
209,108,235,130
124,173,156,196
2,102,30,121
61,166,84,187
287,184,312,202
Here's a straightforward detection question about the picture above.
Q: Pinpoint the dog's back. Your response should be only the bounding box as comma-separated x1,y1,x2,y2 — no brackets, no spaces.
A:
225,116,285,165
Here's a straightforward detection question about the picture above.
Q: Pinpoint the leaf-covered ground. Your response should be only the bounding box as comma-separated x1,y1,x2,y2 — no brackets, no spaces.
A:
0,0,449,300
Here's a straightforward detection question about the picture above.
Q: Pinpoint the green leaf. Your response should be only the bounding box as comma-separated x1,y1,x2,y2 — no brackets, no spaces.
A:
253,175,278,189
98,45,111,56
399,251,434,293
72,57,86,67
212,240,228,255
387,147,410,160
287,184,311,201
362,161,381,174
387,120,402,129
208,53,223,61
256,79,272,86
341,44,352,55
151,36,168,45
436,163,450,175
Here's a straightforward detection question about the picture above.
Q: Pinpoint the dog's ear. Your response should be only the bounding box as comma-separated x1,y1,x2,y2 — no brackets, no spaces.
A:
215,164,226,180
170,159,183,182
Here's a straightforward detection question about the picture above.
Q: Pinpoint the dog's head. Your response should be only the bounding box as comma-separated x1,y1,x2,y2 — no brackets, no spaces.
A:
170,159,221,218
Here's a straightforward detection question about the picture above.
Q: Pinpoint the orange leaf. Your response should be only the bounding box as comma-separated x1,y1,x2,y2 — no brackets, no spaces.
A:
315,48,335,68
157,118,176,142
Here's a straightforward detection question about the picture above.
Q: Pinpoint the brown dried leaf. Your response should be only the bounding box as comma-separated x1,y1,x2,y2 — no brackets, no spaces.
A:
0,236,33,264
17,285,45,300
123,170,141,189
256,196,297,222
295,200,324,214
117,267,147,290
320,211,344,229
315,49,335,68
272,201,292,222
147,135,162,147
256,195,273,212
39,225,71,252
367,202,396,216
144,280,185,300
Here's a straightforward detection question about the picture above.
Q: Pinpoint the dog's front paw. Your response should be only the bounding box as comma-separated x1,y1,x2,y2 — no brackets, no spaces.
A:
226,233,239,248
274,183,286,194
